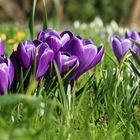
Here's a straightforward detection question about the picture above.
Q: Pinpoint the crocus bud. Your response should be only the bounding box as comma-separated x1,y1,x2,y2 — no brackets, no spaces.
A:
0,57,14,94
17,40,35,69
0,38,4,56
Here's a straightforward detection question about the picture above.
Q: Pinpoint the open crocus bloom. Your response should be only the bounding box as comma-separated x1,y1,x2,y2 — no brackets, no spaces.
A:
0,57,14,94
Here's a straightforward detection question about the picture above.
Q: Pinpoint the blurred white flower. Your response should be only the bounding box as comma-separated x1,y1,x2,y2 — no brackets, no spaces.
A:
94,17,104,28
73,20,80,29
80,23,88,30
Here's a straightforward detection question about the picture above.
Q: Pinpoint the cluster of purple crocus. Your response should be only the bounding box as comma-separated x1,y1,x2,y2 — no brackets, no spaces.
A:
111,31,140,62
1,29,140,95
0,29,104,95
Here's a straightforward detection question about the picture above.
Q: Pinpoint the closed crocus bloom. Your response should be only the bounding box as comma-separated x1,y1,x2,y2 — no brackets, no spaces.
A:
111,36,132,62
0,38,4,56
54,52,79,75
17,40,35,69
36,43,54,79
0,57,14,94
125,31,140,55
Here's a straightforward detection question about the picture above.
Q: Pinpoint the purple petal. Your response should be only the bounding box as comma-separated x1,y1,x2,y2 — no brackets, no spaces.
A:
60,31,74,49
33,39,42,47
54,52,62,72
111,37,122,62
36,43,49,59
60,31,74,39
90,44,104,67
121,39,132,55
75,44,98,78
7,58,14,86
61,54,79,74
17,43,30,68
36,48,54,79
0,64,9,94
61,33,71,46
0,39,4,56
45,36,62,53
82,38,93,45
67,37,84,61
37,29,60,41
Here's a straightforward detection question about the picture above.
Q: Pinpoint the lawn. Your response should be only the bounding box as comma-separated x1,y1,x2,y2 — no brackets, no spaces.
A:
0,20,140,140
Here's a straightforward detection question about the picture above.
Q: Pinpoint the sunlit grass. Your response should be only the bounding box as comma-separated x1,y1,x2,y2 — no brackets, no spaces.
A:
0,23,140,140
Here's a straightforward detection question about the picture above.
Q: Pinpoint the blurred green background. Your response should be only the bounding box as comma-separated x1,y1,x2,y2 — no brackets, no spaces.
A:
0,0,140,25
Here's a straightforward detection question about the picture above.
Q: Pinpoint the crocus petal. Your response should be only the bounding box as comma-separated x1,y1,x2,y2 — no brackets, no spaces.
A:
82,38,93,45
0,64,8,94
90,44,104,67
60,31,74,50
60,31,74,39
37,29,60,41
61,33,71,46
54,52,62,72
61,55,79,74
45,36,62,53
67,37,84,61
111,37,122,62
36,43,49,59
33,39,42,47
0,39,4,56
121,39,131,55
75,44,97,78
36,48,54,79
17,43,31,68
7,58,14,86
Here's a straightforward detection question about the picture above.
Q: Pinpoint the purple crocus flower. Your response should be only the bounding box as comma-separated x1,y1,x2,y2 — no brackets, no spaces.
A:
125,31,140,55
37,29,104,80
54,35,104,80
36,42,54,79
0,57,14,94
66,37,104,79
17,40,35,69
0,39,4,56
111,36,132,62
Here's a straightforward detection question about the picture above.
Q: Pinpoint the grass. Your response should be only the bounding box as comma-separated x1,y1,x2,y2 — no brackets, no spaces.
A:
0,23,140,140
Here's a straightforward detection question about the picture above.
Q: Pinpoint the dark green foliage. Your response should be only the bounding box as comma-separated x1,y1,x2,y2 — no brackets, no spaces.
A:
65,0,134,23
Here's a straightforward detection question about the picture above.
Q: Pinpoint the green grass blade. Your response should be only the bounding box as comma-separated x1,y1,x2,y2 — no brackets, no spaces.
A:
129,60,140,77
42,0,48,29
53,61,67,108
28,0,37,39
